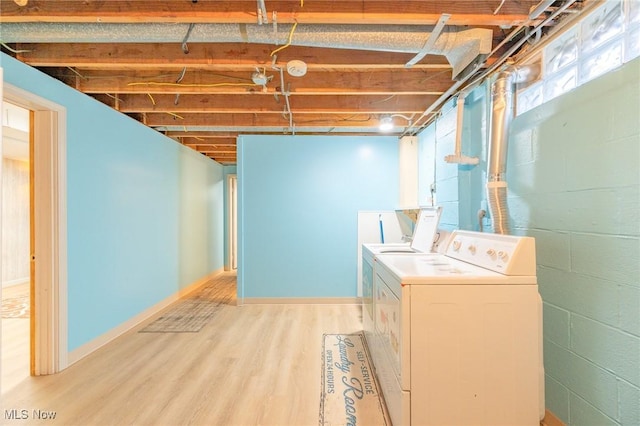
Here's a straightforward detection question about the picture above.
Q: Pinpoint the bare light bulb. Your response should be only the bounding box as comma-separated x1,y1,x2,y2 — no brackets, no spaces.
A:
379,115,394,132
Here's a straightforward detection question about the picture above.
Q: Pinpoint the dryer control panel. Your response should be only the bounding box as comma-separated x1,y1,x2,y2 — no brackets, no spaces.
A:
445,230,536,276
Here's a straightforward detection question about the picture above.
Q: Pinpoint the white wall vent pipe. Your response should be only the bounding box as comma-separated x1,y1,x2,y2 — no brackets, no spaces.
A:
445,88,480,165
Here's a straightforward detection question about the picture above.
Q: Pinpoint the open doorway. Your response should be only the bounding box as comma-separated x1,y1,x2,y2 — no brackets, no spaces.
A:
1,101,30,393
1,79,68,389
227,174,238,271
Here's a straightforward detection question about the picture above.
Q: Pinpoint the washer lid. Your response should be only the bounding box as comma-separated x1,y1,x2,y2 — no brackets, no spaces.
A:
409,206,442,253
375,254,537,285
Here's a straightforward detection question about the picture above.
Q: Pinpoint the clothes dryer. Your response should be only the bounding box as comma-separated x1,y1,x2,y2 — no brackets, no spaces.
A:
372,230,543,426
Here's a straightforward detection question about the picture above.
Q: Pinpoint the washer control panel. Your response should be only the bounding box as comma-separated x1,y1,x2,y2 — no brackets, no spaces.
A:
445,230,536,276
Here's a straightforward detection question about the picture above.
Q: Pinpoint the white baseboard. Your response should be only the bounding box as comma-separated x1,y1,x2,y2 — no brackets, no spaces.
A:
242,297,360,305
68,268,224,365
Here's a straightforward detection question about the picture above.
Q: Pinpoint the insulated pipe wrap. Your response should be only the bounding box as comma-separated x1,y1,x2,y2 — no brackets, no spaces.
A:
0,23,493,79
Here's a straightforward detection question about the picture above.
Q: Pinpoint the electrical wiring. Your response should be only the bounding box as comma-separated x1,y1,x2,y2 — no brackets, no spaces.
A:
66,66,86,79
181,23,195,54
167,112,184,119
370,94,398,104
270,22,298,57
147,93,156,105
126,81,259,88
62,71,250,82
104,93,121,103
295,114,374,125
0,42,31,53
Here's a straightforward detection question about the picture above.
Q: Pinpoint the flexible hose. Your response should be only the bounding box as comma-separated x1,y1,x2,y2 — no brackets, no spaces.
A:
487,181,509,234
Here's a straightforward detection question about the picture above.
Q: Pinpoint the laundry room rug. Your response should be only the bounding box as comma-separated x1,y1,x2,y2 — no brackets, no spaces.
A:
139,274,235,333
319,333,390,426
2,294,30,319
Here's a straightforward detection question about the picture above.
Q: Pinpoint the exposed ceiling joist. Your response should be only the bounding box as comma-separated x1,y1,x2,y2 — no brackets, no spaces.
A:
100,94,440,114
47,68,452,96
0,0,538,27
1,0,584,165
13,43,453,70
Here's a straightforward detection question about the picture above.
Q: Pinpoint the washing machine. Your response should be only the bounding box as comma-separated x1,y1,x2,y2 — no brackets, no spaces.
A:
362,207,445,394
362,207,443,343
372,230,544,426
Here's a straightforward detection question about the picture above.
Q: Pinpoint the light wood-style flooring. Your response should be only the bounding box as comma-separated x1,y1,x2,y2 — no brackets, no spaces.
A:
0,271,363,426
1,272,561,426
1,282,30,395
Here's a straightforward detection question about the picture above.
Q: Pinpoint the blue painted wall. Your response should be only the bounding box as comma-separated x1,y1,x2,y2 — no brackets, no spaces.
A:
418,86,487,232
1,53,225,352
418,57,640,425
238,135,398,298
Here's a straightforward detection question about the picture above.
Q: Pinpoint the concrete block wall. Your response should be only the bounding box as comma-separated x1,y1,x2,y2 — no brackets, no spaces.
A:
418,57,639,425
418,86,489,232
508,58,639,425
418,103,460,231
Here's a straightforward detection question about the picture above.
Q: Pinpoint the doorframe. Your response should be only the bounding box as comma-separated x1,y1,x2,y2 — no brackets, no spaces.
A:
2,80,68,375
226,174,237,271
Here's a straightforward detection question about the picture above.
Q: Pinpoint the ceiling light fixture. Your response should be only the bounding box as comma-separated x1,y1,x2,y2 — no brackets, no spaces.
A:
14,0,28,5
378,115,394,132
379,114,414,133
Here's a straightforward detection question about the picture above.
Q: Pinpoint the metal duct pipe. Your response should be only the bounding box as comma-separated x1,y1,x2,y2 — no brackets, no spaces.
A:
0,23,492,79
404,0,578,136
487,64,540,234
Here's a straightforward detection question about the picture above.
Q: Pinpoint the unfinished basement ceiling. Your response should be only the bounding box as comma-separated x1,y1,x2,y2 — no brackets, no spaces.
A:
0,0,585,165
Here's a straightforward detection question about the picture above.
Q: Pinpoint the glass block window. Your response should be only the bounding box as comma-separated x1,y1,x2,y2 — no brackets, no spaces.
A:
629,0,640,26
580,0,624,53
516,0,639,116
544,27,579,74
626,25,640,61
516,81,543,115
544,66,578,100
626,0,640,61
580,39,624,83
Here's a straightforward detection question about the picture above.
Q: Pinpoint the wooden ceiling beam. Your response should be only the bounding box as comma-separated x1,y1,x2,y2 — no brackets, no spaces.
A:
16,43,451,70
196,151,237,155
143,112,391,128
193,152,237,157
57,69,452,95
1,1,538,26
105,93,439,114
181,142,237,148
164,131,239,139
